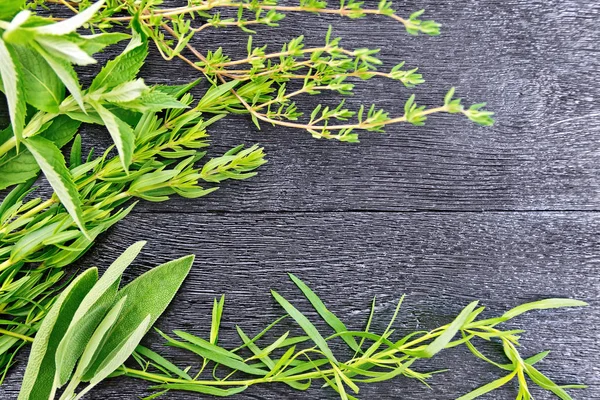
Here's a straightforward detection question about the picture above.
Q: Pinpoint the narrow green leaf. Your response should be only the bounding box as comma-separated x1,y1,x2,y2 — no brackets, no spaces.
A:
524,364,575,400
173,331,244,361
456,371,518,400
55,242,147,385
524,350,550,365
135,345,192,381
70,134,82,168
210,295,225,345
289,274,360,352
81,255,195,380
0,38,26,146
151,383,247,396
404,301,479,358
502,299,588,321
17,268,97,400
23,135,88,238
91,102,135,170
271,290,337,363
196,80,239,110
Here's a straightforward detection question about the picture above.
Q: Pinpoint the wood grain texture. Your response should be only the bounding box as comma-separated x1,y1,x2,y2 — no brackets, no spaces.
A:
2,212,599,399
1,0,600,399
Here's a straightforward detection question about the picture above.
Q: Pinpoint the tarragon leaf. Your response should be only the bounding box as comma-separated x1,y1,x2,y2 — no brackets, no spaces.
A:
0,38,26,147
17,268,97,400
24,135,88,238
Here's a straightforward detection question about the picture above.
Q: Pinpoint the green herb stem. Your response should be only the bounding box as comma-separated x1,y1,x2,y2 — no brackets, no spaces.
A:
0,328,34,343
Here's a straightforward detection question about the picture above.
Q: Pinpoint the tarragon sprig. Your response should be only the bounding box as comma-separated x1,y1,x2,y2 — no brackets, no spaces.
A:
114,274,587,400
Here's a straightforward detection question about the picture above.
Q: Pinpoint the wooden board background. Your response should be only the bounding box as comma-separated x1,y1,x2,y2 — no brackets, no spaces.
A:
1,0,599,399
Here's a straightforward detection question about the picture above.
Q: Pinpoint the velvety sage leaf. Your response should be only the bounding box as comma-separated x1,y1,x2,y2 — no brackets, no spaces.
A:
0,38,26,145
60,297,128,400
33,1,104,36
289,273,360,352
55,242,147,386
75,315,151,400
24,135,88,238
32,43,84,110
11,44,64,113
151,383,248,397
91,102,135,170
0,0,25,20
502,299,588,321
81,255,195,380
17,268,97,400
271,289,338,363
90,35,147,91
404,301,479,358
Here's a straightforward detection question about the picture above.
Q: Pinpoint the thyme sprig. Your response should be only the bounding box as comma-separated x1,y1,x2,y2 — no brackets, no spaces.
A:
118,274,587,400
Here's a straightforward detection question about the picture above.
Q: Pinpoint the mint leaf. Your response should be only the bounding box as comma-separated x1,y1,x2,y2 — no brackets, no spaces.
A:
90,35,148,91
91,102,135,170
0,38,26,147
24,135,88,238
11,44,65,113
0,0,25,21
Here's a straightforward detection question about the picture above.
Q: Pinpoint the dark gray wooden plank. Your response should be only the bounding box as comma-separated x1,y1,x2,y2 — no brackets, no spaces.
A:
3,1,599,212
1,211,598,399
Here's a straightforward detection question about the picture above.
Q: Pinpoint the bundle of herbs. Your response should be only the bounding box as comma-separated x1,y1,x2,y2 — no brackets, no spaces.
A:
0,0,588,399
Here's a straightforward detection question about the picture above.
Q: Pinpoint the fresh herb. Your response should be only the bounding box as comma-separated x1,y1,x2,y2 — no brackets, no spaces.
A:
17,241,195,400
108,274,586,400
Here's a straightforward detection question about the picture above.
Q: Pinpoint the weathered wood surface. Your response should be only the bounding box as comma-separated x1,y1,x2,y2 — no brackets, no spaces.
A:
1,0,600,399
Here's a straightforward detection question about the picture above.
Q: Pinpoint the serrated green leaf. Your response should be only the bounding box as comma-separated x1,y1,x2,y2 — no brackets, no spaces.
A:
55,242,147,386
34,35,97,66
0,38,26,146
97,79,148,103
91,102,135,170
17,268,97,400
32,42,84,110
81,255,195,380
33,1,104,36
90,35,147,91
78,32,130,55
23,135,88,238
11,45,64,113
0,0,26,20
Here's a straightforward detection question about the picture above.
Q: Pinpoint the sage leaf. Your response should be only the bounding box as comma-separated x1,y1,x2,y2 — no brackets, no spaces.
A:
17,268,97,400
90,34,148,91
91,102,135,170
24,135,89,238
11,45,64,113
55,241,147,386
75,315,151,400
81,254,195,380
0,38,26,146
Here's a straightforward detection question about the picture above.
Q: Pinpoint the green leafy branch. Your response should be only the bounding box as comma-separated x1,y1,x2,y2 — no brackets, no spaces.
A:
113,274,587,400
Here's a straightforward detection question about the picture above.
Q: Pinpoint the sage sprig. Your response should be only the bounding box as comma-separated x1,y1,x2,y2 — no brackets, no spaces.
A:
120,274,587,400
17,241,195,400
